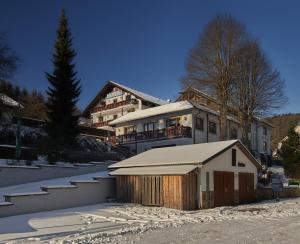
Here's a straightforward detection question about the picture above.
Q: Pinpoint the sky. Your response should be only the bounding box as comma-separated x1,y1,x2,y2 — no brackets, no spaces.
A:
0,0,299,114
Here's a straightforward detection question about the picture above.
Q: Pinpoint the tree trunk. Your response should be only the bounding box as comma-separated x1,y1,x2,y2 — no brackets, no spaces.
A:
219,106,227,140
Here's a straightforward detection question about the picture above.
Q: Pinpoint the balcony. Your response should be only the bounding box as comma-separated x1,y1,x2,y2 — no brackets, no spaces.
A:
92,99,138,113
112,126,192,144
93,120,113,127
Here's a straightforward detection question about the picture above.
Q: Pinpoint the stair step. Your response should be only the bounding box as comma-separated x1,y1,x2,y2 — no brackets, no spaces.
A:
70,180,99,185
41,185,78,191
0,201,13,206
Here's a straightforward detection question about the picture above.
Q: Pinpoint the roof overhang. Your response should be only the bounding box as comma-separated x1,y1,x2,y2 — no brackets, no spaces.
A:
109,165,198,176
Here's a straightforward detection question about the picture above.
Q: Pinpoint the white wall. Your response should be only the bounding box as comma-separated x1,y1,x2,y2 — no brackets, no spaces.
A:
200,145,258,192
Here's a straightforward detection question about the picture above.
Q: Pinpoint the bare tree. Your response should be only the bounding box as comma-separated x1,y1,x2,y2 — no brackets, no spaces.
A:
0,33,18,81
234,41,287,148
182,14,249,140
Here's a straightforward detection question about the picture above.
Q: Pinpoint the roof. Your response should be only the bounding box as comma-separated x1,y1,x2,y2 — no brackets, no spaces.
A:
109,100,240,126
82,80,168,116
0,93,23,108
109,165,198,176
109,140,261,170
110,101,193,125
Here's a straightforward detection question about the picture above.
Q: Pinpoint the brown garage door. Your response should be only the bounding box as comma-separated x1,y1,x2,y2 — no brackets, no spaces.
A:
214,171,234,207
239,172,254,204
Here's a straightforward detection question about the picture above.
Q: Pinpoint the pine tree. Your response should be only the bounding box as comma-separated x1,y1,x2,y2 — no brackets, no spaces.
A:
46,9,81,160
281,127,300,176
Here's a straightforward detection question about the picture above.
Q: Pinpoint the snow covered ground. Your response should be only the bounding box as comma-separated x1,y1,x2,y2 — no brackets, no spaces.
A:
1,198,300,243
0,171,109,202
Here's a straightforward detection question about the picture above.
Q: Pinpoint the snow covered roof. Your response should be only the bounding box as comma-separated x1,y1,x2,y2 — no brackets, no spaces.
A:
110,101,193,125
0,93,23,108
110,165,198,176
109,81,168,106
82,80,168,116
109,140,261,170
109,100,240,125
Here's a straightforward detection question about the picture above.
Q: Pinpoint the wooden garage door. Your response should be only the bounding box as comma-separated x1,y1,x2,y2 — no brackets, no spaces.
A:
214,171,234,207
239,172,254,204
141,176,163,206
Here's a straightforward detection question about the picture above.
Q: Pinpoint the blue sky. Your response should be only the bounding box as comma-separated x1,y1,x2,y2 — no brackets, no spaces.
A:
1,0,299,114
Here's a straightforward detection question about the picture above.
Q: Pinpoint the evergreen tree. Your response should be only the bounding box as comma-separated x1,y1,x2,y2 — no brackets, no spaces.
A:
46,9,81,160
281,127,300,176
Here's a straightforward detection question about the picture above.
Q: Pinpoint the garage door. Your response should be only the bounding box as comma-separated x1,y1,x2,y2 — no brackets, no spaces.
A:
214,171,234,207
141,176,163,206
239,172,254,204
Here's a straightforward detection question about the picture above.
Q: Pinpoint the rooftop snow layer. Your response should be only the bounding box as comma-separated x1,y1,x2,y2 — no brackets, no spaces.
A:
110,101,193,125
0,93,22,108
109,140,239,168
109,80,168,106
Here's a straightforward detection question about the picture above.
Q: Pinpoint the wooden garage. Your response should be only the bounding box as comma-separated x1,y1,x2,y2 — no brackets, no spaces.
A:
109,140,262,210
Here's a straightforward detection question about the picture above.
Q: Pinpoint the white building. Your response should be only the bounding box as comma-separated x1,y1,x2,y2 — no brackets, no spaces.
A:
82,80,167,130
109,100,272,161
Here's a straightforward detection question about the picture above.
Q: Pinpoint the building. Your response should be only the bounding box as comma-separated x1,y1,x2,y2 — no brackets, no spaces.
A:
0,93,23,122
82,80,168,130
109,100,272,161
109,140,261,210
177,86,273,159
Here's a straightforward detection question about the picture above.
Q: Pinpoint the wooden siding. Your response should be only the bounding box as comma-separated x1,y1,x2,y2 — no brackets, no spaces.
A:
116,171,198,210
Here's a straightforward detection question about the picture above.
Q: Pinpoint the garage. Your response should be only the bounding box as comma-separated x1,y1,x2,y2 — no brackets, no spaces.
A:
110,140,261,210
239,172,255,204
214,171,234,207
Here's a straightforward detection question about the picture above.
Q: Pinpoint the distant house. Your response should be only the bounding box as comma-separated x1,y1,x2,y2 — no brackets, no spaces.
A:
109,100,272,161
109,140,261,210
274,123,300,159
0,93,23,122
82,80,167,130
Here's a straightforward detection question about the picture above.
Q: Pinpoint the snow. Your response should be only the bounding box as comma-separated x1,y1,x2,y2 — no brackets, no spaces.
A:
109,80,168,106
0,171,109,202
110,101,194,125
1,198,300,243
0,93,22,108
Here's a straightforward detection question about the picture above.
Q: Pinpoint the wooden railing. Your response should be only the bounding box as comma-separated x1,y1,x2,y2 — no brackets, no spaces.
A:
93,120,113,127
92,99,138,113
110,126,192,144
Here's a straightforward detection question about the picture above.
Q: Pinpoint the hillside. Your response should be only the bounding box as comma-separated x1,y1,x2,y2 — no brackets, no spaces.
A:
266,113,300,149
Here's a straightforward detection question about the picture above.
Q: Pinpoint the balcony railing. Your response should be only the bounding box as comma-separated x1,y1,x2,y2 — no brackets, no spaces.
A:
93,120,113,127
111,126,192,144
92,99,138,113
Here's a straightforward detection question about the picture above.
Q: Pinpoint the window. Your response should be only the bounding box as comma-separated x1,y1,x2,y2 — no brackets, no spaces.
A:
125,95,131,101
263,126,267,136
232,149,237,166
166,118,180,127
208,121,217,134
113,99,117,103
124,126,136,134
195,117,204,131
230,128,238,139
113,114,118,120
263,141,267,152
144,122,158,132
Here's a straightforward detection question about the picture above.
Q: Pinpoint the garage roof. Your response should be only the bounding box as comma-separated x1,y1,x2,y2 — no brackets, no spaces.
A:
109,140,261,170
110,165,198,176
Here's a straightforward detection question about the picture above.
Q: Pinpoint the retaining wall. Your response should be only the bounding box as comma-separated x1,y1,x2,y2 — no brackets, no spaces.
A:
256,187,300,200
0,162,113,187
0,177,116,218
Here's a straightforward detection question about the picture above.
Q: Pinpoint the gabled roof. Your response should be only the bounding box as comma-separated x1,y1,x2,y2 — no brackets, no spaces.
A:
0,93,23,108
109,140,262,170
109,100,240,126
82,80,168,117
